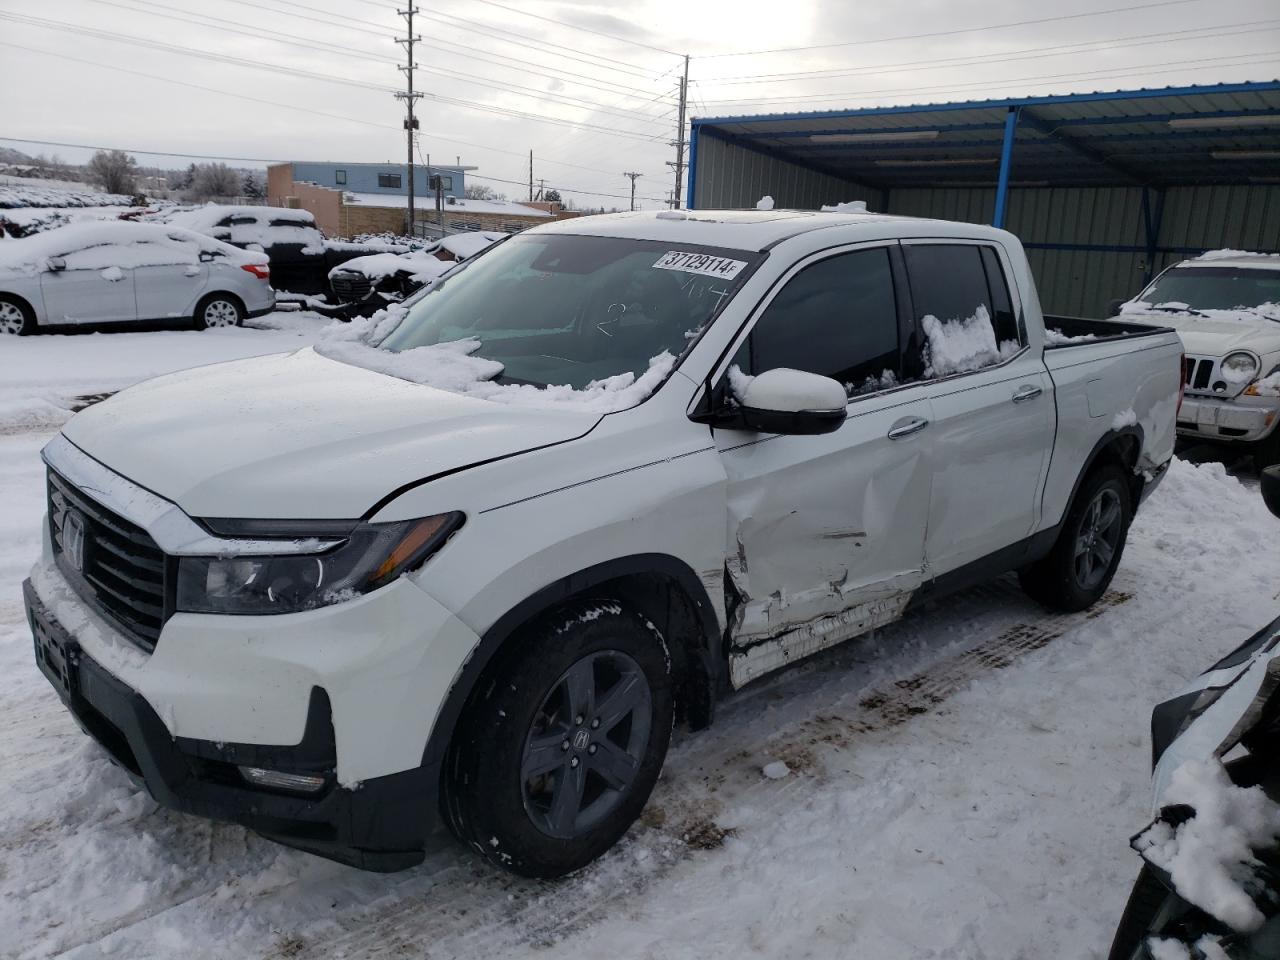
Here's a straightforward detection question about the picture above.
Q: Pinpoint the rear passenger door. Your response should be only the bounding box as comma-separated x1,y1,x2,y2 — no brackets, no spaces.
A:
902,241,1053,578
132,235,208,321
712,243,935,685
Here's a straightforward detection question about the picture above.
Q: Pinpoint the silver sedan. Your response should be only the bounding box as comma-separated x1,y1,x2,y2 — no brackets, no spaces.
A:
0,221,275,335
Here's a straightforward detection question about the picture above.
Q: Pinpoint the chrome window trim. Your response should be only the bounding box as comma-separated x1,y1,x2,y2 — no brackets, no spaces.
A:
42,434,345,557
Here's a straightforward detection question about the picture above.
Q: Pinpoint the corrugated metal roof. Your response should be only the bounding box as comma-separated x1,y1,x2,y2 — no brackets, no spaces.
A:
692,81,1280,189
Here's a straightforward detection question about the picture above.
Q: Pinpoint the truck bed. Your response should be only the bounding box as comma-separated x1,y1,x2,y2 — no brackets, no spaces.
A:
1043,314,1174,348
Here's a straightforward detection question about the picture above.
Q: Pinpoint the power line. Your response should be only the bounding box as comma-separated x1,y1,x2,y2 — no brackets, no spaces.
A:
699,0,1211,58
464,0,682,58
698,51,1280,107
697,19,1280,85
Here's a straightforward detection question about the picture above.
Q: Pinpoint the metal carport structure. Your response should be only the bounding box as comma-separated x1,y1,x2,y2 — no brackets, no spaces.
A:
686,81,1280,316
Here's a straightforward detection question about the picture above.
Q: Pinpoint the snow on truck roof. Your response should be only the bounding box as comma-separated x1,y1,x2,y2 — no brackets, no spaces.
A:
529,208,1010,252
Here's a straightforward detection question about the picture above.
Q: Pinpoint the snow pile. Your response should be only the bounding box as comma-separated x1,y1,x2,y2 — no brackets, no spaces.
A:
0,221,264,274
921,305,1019,377
1135,758,1280,932
755,196,775,210
317,333,677,413
0,183,132,209
849,369,899,396
761,760,790,780
1044,327,1098,345
821,200,868,213
1112,408,1138,430
1251,371,1280,397
1193,249,1280,263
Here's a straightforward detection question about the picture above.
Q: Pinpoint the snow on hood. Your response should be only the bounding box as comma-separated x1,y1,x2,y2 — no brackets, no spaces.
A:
329,251,451,284
1120,301,1280,356
0,221,265,275
314,308,678,414
60,347,602,519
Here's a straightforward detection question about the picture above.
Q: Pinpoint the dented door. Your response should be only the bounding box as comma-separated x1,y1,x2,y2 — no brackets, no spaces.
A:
716,385,933,686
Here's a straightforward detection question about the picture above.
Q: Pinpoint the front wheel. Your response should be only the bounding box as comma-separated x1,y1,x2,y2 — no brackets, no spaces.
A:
443,602,673,878
193,294,243,330
0,295,36,335
1020,464,1132,612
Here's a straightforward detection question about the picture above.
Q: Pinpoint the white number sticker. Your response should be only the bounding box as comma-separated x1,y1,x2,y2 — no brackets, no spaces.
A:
652,251,747,280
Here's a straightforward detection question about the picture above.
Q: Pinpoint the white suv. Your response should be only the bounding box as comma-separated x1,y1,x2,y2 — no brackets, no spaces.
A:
26,210,1180,877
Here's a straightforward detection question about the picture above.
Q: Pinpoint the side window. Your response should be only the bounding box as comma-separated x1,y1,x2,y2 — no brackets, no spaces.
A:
731,247,900,396
903,244,1022,378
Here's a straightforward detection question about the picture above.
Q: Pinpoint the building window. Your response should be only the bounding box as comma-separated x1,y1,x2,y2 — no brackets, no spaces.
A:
378,173,402,188
335,169,347,185
439,175,453,191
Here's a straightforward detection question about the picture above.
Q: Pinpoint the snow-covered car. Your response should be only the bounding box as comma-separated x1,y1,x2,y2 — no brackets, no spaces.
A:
159,205,404,297
0,221,273,335
1107,602,1280,959
1119,251,1280,467
327,232,505,317
24,209,1182,878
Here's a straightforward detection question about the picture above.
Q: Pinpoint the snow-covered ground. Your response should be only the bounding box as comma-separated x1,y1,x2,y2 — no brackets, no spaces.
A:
1,326,1278,959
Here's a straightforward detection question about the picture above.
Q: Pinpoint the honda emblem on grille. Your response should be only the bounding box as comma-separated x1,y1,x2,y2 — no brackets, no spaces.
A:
61,509,87,573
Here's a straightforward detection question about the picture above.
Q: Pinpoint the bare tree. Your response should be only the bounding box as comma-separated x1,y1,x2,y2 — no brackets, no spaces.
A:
187,162,242,201
87,150,138,195
464,183,505,201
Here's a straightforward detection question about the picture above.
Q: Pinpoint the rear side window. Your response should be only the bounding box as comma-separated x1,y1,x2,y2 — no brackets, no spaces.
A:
903,244,1022,377
732,247,900,395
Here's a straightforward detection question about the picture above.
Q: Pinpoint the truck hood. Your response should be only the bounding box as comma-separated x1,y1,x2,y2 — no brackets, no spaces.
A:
1125,309,1280,357
61,348,600,519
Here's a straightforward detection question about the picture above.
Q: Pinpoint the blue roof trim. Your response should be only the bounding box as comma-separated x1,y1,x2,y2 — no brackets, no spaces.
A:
691,80,1280,128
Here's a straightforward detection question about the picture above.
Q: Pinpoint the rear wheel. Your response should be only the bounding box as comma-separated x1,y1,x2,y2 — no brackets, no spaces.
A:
0,295,36,335
443,602,673,878
193,294,243,330
1019,464,1132,612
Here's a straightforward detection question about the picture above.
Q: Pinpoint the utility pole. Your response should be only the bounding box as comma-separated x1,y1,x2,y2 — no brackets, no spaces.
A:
623,171,643,211
665,54,690,209
394,5,422,237
528,150,533,202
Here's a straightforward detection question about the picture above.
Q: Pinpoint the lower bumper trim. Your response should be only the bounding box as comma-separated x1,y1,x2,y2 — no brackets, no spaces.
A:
25,578,441,872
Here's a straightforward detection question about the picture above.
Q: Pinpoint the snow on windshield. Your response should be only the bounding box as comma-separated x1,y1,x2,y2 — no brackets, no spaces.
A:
0,221,261,273
1121,300,1280,324
314,233,756,412
921,305,1020,377
1134,758,1280,933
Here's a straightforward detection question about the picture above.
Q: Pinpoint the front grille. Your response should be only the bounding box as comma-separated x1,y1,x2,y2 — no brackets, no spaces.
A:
330,272,373,303
1184,355,1214,390
48,470,168,652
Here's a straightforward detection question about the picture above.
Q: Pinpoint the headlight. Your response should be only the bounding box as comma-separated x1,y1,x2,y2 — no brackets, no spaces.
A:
1221,351,1259,384
176,513,463,615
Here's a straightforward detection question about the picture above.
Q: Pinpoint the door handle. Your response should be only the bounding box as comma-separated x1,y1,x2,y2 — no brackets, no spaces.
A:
887,416,929,440
1012,384,1043,404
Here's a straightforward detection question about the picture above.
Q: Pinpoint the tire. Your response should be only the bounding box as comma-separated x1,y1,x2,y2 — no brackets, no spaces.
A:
1253,428,1280,472
443,601,674,879
1106,865,1176,960
193,294,243,330
1019,463,1132,612
0,294,36,335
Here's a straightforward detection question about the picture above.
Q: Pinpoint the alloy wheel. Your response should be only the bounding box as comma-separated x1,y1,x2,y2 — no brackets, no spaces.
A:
0,302,26,335
1073,487,1122,591
521,650,653,840
203,299,239,328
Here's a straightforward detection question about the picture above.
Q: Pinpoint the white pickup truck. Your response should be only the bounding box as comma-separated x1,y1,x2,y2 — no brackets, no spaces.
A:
1118,251,1280,467
25,209,1182,878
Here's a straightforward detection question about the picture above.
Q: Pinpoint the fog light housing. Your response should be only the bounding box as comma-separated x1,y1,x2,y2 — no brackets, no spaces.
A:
238,766,327,793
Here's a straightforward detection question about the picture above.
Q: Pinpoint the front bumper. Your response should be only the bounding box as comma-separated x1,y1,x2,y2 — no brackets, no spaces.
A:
1176,393,1280,443
26,579,439,871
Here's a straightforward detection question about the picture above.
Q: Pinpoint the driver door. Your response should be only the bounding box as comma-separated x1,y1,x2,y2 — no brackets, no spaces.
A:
39,242,137,324
712,244,935,686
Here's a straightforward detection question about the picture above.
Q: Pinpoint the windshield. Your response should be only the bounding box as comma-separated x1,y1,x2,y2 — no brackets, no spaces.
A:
377,234,760,389
1140,266,1280,313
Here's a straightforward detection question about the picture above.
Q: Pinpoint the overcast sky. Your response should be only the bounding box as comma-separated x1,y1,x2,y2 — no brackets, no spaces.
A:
1,0,1277,209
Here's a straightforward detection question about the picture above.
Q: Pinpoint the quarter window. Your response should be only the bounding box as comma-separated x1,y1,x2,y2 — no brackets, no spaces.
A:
731,247,900,395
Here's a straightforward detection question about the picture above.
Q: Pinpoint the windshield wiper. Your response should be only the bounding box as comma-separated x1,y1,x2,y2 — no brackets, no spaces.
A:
1150,304,1210,318
491,372,547,388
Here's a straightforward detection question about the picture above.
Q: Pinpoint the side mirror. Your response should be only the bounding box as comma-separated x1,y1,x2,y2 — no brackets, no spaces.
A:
46,257,66,272
733,368,848,435
198,251,216,263
1262,465,1280,519
1107,298,1126,317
